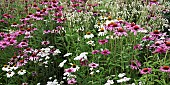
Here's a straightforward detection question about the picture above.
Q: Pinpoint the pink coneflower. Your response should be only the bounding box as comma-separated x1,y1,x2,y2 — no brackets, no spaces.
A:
67,78,77,84
17,41,28,48
80,58,88,66
17,59,27,67
41,41,50,45
98,39,108,45
134,44,142,50
89,62,99,68
92,50,100,54
142,35,154,41
101,49,111,55
140,68,152,74
114,28,128,36
65,68,76,73
149,30,162,38
160,66,170,72
29,53,39,61
11,22,19,27
152,47,167,54
149,0,159,5
130,25,143,35
130,60,141,70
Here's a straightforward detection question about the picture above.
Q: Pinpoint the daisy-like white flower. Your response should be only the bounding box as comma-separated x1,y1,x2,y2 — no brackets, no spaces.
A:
98,28,107,36
160,66,170,72
130,60,141,70
74,52,88,60
117,77,131,83
89,62,99,68
84,32,94,39
58,60,67,67
118,73,126,78
2,65,11,72
18,69,26,75
105,80,114,85
67,78,77,84
53,49,61,55
6,71,15,78
140,68,152,74
22,83,28,85
86,40,95,46
63,53,72,57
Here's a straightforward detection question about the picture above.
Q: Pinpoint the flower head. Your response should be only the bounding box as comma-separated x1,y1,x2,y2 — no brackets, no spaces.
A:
140,68,152,74
160,66,170,72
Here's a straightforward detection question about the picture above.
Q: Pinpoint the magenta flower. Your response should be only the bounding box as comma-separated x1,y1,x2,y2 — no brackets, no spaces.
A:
98,39,108,45
149,30,162,39
142,35,154,41
140,68,152,74
17,60,28,67
64,68,76,73
67,78,77,84
92,50,100,54
80,58,88,66
152,47,167,54
130,60,141,70
17,42,28,48
41,41,50,46
134,44,142,50
114,28,128,36
89,62,99,68
160,66,170,72
101,49,110,55
29,53,39,61
130,25,143,35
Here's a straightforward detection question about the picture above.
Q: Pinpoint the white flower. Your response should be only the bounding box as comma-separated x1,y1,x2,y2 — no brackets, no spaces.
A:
49,77,53,80
90,68,93,71
74,52,88,60
49,46,54,48
18,69,26,75
118,73,126,78
2,65,11,72
45,56,50,60
86,40,94,45
84,32,94,39
12,66,18,70
90,71,94,75
53,49,61,55
6,71,15,78
96,70,100,73
63,53,72,57
37,83,40,85
58,60,67,67
105,80,114,85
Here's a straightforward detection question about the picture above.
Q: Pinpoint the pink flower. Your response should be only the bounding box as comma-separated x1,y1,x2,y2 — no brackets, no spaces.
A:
130,60,141,70
67,78,77,84
17,42,28,48
65,68,76,73
140,68,152,74
92,50,100,54
152,47,167,54
29,53,39,61
114,28,128,36
160,66,170,72
101,49,110,55
80,58,88,66
130,25,143,35
134,44,142,50
89,62,99,68
98,39,108,45
17,60,28,67
41,41,50,45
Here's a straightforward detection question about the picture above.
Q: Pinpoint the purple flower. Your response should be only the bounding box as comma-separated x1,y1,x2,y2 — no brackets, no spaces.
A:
92,50,100,54
140,68,152,74
89,62,99,68
101,49,110,55
160,66,170,72
98,39,108,45
114,28,128,36
67,78,77,84
65,68,76,73
41,41,50,46
130,60,141,70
